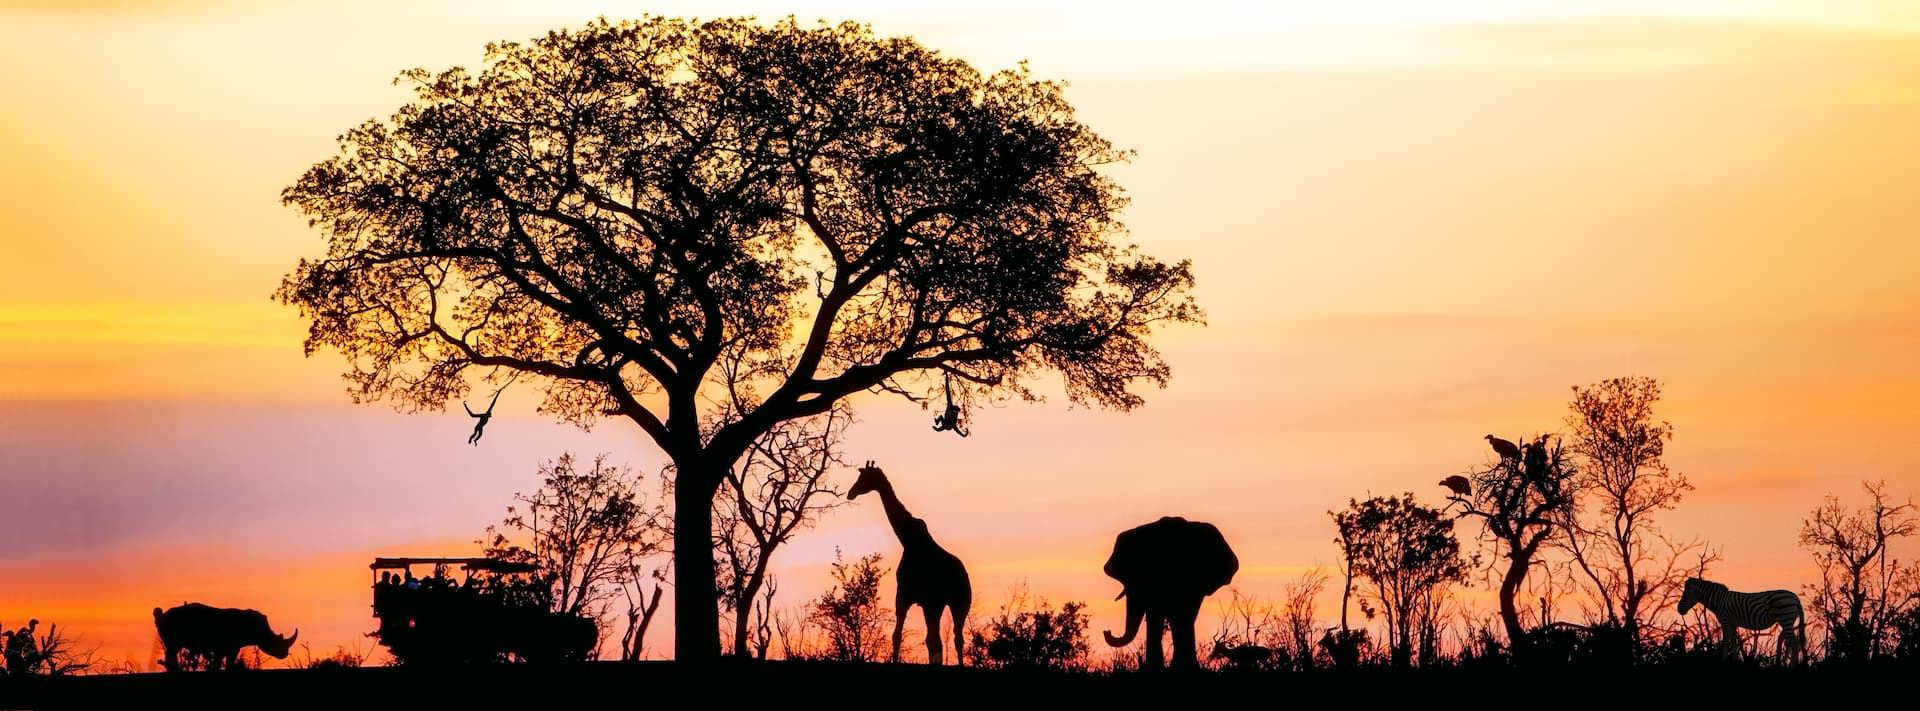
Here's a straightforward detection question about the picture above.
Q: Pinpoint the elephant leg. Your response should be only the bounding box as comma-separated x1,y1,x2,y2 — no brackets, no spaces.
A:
922,606,945,666
1169,596,1205,670
891,605,909,663
1145,612,1167,670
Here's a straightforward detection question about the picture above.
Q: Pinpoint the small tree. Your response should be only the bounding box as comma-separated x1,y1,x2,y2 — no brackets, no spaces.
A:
966,582,1090,672
1559,376,1707,651
1799,480,1920,661
810,549,891,663
713,400,853,658
1333,493,1470,667
481,452,668,651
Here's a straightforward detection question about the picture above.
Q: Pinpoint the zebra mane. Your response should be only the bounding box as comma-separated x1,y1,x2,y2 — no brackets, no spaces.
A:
1687,577,1728,594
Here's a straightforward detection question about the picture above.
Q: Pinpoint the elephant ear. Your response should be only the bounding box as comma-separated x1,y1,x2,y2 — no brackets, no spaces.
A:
1188,521,1239,595
1102,524,1146,583
1104,517,1183,584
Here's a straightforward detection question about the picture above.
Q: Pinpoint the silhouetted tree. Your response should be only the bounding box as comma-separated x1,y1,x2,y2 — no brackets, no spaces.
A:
276,15,1202,662
1333,493,1470,667
711,400,853,658
966,582,1090,672
1448,432,1577,652
1559,376,1707,651
1799,480,1920,661
810,549,891,663
617,562,666,661
1280,567,1329,669
481,452,668,653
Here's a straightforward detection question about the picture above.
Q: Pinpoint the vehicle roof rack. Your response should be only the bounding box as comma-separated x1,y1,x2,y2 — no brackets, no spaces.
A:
369,557,541,574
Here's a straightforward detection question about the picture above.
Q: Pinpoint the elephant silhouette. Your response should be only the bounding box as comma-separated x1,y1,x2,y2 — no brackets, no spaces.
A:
1101,516,1239,671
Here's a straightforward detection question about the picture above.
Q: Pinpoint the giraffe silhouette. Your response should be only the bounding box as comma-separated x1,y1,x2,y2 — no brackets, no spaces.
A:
848,460,972,665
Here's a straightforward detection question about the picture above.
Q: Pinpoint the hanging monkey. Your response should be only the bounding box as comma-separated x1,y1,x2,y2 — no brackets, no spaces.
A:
931,375,969,437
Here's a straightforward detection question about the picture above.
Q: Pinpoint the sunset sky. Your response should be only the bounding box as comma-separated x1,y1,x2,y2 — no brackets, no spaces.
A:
3,0,1918,669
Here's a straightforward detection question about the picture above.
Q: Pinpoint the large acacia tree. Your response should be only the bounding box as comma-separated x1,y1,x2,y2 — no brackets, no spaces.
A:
277,16,1201,662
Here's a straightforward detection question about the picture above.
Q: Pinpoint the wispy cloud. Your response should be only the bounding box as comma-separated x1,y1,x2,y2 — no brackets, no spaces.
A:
0,301,295,348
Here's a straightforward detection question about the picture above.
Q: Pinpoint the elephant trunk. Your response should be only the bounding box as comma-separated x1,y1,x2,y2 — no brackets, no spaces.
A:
1104,589,1144,647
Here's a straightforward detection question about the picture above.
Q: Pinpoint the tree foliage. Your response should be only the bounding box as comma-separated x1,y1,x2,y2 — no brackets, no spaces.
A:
277,14,1201,661
809,549,891,663
481,452,667,649
1332,493,1470,667
966,583,1090,672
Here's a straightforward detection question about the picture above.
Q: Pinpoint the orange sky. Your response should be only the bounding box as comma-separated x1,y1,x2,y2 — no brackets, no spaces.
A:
3,0,1919,668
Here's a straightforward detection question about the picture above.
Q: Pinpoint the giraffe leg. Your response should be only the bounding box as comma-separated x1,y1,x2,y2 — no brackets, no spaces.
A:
951,602,969,667
922,606,945,666
891,605,909,663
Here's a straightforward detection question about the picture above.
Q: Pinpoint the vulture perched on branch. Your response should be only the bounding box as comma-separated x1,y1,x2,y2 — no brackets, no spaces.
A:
1485,434,1522,461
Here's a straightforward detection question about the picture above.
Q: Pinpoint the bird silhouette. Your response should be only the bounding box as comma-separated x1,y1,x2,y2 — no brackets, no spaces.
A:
1439,475,1471,497
1485,434,1522,461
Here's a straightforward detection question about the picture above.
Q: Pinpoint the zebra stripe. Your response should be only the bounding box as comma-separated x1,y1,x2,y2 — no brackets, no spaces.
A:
1679,577,1807,662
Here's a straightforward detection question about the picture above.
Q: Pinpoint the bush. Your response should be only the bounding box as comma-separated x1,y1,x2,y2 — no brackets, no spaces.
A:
966,589,1090,672
809,550,891,663
1318,628,1373,669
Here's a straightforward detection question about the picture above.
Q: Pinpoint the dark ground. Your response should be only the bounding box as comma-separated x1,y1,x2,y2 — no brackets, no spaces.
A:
0,659,1899,710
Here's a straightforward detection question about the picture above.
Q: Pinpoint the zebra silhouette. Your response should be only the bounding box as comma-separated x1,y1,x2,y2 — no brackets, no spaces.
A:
1678,577,1807,664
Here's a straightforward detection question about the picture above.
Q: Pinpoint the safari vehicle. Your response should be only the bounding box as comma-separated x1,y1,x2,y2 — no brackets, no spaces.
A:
368,557,598,666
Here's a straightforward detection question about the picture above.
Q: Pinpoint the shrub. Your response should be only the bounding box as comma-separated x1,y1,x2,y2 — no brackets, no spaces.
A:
967,588,1090,672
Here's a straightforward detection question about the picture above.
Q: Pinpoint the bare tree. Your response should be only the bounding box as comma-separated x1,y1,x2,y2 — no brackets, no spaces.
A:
774,600,823,661
0,621,98,676
481,452,668,644
1206,588,1281,671
1447,432,1578,650
712,399,853,658
1280,567,1329,669
617,562,666,661
1558,376,1708,649
745,578,780,660
1799,480,1920,661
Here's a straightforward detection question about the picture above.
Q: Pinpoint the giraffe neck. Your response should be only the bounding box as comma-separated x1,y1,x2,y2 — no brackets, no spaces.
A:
871,480,921,543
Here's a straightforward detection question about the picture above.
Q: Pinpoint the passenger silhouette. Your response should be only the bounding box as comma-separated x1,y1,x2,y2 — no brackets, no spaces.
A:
465,390,501,445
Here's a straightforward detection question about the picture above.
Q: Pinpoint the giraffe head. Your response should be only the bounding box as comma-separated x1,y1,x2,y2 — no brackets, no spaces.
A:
848,460,887,500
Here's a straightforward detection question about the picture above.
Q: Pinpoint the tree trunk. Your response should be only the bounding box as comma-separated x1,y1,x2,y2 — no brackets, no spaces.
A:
1339,572,1353,631
674,460,724,664
731,562,768,658
1498,542,1539,651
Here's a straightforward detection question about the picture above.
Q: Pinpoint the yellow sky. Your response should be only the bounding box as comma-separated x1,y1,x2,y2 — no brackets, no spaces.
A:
2,0,1918,667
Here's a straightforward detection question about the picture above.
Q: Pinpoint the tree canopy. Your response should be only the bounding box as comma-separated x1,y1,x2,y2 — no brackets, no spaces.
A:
277,15,1201,661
